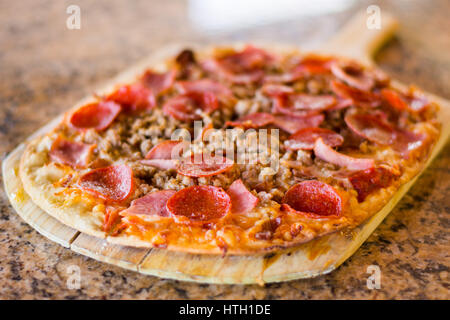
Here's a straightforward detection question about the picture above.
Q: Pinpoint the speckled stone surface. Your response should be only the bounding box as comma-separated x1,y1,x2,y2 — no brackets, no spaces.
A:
0,0,448,299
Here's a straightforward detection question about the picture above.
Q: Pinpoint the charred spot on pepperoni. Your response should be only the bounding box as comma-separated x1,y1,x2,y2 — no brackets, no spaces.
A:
167,186,231,223
78,164,134,203
282,180,343,217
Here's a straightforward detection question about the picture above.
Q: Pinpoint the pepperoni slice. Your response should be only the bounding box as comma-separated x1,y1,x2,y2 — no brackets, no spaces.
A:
330,62,375,91
381,88,429,113
226,112,275,129
106,83,155,113
349,166,398,202
227,179,259,215
163,92,219,121
140,70,176,95
78,164,134,202
69,101,121,131
282,180,342,218
265,55,333,83
202,46,273,84
331,80,381,108
145,140,186,160
314,138,374,170
272,113,324,134
273,93,336,116
176,79,233,100
49,137,95,168
285,127,344,150
345,113,396,145
167,186,231,223
176,154,234,177
120,190,176,217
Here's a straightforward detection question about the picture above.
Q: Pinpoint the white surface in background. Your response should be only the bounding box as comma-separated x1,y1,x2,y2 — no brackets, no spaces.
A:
188,0,355,32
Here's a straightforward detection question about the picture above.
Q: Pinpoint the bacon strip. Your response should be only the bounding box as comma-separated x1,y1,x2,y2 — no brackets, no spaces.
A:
78,164,134,203
227,179,259,215
167,186,231,223
120,190,176,217
69,101,121,131
282,180,343,218
285,127,343,150
314,138,374,170
49,137,95,168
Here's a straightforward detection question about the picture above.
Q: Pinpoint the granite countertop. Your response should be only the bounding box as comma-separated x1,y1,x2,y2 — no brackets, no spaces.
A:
0,0,448,299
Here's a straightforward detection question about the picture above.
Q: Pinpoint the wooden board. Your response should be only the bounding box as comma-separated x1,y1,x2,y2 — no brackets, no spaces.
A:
2,12,450,284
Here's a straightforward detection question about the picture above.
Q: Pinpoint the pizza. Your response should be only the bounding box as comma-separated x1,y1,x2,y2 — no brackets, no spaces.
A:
19,44,441,254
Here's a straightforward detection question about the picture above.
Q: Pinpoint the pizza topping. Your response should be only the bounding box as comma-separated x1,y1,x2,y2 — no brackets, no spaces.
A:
272,113,324,134
345,113,396,145
331,80,381,108
69,101,121,131
330,61,375,91
349,166,399,202
78,164,134,202
227,179,259,215
163,92,219,121
282,180,342,218
141,159,178,170
381,88,429,113
226,112,275,129
265,55,333,83
167,185,231,222
261,83,295,96
145,140,185,160
202,45,273,84
344,113,424,155
314,138,374,170
285,127,344,150
176,154,234,177
49,137,95,168
106,83,155,113
120,190,176,217
140,70,176,95
176,79,233,101
273,93,337,116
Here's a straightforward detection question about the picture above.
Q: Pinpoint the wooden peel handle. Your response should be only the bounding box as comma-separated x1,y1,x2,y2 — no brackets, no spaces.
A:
321,10,398,64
